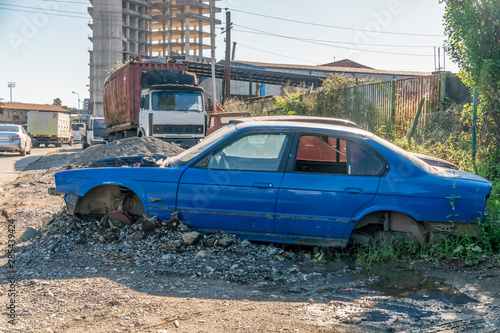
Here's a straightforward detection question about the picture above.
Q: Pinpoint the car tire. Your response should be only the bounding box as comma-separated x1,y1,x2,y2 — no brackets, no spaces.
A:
20,146,26,156
27,145,32,155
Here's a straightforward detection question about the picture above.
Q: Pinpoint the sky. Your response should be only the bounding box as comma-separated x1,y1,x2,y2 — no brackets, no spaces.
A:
0,0,457,109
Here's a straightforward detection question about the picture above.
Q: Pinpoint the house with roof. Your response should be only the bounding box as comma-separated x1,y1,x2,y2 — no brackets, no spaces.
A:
0,102,69,125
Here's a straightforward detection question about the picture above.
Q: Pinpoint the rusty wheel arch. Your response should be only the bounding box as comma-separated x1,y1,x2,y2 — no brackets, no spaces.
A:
74,185,146,218
350,211,427,245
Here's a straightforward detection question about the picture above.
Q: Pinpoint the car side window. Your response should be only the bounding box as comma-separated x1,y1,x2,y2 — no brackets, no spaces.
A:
206,133,289,171
294,135,384,176
295,135,348,174
348,141,384,176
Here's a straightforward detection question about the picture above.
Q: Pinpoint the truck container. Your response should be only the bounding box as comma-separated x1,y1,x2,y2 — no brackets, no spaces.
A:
27,111,72,147
103,60,206,148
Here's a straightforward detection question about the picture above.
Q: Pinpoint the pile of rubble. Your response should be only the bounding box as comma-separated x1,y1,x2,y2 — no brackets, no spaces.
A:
68,137,185,166
16,210,340,287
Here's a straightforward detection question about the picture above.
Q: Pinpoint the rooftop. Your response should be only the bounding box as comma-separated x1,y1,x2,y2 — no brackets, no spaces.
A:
233,61,431,77
0,103,69,113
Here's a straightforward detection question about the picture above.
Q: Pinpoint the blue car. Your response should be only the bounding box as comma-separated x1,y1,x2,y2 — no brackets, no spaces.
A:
54,120,491,247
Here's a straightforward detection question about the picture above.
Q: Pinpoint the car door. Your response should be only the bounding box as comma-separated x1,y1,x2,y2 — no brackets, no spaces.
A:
177,129,293,234
275,131,385,239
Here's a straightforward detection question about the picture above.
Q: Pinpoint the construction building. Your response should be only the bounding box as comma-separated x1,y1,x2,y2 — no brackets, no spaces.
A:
87,0,220,116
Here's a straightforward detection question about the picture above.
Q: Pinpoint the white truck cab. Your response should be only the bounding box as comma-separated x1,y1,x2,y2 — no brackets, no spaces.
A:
138,87,206,148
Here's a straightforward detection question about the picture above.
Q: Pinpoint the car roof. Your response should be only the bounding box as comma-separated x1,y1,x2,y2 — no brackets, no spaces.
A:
230,116,362,129
232,119,374,138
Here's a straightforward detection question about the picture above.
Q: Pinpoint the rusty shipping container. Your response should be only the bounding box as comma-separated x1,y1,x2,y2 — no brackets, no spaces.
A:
103,61,189,134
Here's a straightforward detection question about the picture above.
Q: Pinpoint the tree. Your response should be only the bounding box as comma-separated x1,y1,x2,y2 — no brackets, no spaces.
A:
53,98,62,107
441,0,500,126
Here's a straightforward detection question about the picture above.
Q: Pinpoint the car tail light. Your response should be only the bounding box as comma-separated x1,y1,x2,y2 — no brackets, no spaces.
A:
10,136,20,141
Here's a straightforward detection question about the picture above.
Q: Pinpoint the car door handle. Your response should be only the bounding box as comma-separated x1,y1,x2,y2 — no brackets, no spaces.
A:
253,182,273,188
345,187,363,194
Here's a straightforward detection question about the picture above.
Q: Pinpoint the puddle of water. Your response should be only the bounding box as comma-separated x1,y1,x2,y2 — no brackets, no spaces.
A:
297,258,477,305
357,268,478,305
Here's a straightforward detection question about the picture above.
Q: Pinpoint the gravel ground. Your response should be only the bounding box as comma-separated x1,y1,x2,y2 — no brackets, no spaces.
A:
68,137,184,166
1,143,500,332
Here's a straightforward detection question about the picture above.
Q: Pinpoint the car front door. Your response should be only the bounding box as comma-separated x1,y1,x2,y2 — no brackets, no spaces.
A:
177,129,292,234
275,132,385,240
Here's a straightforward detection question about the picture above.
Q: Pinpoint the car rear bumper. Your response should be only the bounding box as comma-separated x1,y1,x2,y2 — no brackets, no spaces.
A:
0,141,21,152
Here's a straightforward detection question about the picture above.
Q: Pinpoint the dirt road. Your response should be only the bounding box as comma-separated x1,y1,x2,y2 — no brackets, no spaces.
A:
0,147,499,332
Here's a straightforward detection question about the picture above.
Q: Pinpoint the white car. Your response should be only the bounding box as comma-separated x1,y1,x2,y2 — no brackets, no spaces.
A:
72,123,85,142
0,124,32,156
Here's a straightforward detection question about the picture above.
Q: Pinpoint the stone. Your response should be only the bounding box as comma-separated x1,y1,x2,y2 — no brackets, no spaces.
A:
182,231,201,245
21,227,38,241
195,250,207,259
129,231,144,242
142,219,155,233
240,240,252,248
217,236,233,248
42,216,53,228
100,215,110,228
99,236,106,243
162,254,173,261
178,223,189,232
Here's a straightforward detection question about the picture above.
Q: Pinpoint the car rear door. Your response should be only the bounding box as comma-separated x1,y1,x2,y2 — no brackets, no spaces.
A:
275,131,385,240
177,129,293,234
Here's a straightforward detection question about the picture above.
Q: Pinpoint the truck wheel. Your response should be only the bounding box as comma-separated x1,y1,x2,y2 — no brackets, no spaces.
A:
33,143,40,148
82,137,89,149
69,138,74,146
56,142,62,148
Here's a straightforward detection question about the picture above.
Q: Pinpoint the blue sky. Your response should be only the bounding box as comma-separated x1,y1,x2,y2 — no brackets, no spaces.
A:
0,0,456,109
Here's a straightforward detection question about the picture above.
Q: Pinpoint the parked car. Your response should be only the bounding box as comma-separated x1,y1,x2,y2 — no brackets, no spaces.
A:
0,124,32,156
54,121,491,247
72,123,85,142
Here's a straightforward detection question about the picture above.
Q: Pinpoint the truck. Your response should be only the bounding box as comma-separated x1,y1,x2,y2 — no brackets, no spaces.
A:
103,60,206,148
27,111,73,147
80,116,107,149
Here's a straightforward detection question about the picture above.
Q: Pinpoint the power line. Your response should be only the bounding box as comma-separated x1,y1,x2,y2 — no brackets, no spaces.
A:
0,6,88,18
233,24,434,57
227,7,443,37
231,26,436,48
237,44,320,64
41,0,89,4
1,3,88,15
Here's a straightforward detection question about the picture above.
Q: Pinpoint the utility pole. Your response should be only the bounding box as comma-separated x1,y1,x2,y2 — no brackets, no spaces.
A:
7,82,16,102
72,91,81,110
223,10,232,103
209,0,217,112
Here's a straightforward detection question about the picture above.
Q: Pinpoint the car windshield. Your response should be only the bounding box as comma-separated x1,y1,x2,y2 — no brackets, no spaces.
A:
93,119,106,138
169,123,237,167
152,92,203,112
371,134,435,173
0,125,19,133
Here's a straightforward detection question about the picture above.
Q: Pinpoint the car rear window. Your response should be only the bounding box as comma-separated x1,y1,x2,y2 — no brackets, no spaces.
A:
0,125,20,132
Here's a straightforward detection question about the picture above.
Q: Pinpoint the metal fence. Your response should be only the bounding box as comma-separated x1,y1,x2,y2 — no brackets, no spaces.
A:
340,74,441,133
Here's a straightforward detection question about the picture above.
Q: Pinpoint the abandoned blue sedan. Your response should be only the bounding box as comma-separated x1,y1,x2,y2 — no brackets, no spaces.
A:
54,120,491,247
